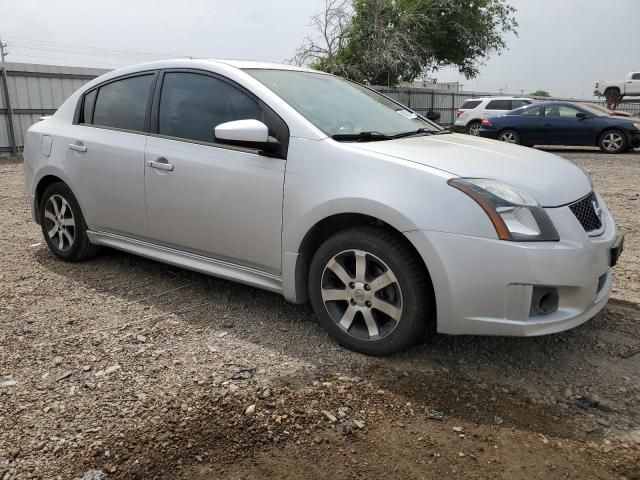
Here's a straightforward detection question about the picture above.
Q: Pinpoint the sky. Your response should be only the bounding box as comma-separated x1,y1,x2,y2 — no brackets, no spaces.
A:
1,0,639,99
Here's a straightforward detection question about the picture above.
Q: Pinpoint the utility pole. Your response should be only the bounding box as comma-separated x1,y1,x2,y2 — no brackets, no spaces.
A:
0,36,18,156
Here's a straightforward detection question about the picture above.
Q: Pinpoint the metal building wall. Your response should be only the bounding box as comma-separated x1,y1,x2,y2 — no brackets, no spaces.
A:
0,62,109,154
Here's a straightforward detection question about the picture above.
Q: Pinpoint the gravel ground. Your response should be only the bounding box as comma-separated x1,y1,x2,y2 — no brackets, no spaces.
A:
1,149,639,479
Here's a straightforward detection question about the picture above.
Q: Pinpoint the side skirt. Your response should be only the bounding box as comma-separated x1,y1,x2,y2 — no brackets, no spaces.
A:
87,230,283,294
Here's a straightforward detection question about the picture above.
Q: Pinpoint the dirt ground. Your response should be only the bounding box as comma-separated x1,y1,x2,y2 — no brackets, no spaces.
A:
1,149,639,480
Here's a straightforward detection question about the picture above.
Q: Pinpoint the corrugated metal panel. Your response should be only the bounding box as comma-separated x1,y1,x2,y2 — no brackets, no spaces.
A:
0,116,9,147
13,113,44,146
0,76,5,109
0,62,109,150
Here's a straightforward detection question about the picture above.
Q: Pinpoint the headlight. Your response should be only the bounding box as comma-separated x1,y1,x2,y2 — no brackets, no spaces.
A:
448,178,560,241
633,123,640,131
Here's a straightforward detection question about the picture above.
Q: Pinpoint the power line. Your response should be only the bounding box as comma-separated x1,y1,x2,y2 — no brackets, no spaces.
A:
3,35,188,60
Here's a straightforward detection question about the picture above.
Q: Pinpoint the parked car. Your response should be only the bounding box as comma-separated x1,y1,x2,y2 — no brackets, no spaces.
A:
479,101,640,153
24,60,623,355
454,97,534,136
583,103,636,118
595,72,640,101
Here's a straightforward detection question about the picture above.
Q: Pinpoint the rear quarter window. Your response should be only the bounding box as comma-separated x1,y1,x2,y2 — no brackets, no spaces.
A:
80,89,97,124
486,100,512,110
512,100,532,108
460,100,481,109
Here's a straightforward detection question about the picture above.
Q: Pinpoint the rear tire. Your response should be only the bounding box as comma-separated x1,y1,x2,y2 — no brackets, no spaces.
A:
39,182,99,262
598,129,628,154
308,227,433,356
466,121,482,136
498,129,521,144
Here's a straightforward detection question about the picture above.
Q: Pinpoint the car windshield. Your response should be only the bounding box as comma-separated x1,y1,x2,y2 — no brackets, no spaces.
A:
245,69,441,138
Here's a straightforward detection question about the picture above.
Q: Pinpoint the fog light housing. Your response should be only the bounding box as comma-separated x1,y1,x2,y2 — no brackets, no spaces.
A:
530,287,559,316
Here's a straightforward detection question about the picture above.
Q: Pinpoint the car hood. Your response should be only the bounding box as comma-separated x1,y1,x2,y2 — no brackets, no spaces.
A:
351,133,591,206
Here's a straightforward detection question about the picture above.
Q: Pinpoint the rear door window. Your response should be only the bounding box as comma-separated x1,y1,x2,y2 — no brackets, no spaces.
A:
521,106,542,116
485,100,512,110
460,100,481,110
92,74,155,131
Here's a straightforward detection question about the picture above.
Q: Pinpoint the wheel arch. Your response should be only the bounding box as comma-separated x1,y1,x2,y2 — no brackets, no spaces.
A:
33,172,87,226
34,175,66,224
596,127,629,149
290,212,435,310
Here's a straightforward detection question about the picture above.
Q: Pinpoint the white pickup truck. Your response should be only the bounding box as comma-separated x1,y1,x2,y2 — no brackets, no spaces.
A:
595,72,640,101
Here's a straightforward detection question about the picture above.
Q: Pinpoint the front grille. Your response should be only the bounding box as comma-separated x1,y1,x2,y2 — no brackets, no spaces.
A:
569,192,602,233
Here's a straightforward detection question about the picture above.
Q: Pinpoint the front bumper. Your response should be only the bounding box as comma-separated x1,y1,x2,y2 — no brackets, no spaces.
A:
405,196,621,336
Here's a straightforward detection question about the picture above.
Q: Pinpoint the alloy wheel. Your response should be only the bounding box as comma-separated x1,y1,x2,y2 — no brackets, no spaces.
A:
602,132,623,152
468,123,481,136
499,131,517,143
320,249,403,342
44,194,76,251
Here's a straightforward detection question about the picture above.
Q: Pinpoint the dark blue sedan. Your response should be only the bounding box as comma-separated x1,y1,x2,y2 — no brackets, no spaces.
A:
479,101,640,153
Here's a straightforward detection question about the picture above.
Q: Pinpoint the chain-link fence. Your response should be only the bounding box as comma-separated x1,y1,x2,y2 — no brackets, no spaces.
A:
371,86,640,126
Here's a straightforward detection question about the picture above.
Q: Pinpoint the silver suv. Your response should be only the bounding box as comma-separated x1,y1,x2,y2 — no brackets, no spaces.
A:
454,97,534,135
24,60,621,355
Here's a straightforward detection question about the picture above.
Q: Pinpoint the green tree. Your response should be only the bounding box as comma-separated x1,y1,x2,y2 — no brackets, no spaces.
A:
291,0,518,85
531,90,551,97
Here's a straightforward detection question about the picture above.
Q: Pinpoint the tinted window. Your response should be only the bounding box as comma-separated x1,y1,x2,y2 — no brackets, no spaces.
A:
486,100,512,110
92,75,154,131
632,73,640,80
159,73,267,143
544,105,581,118
512,100,531,109
81,89,97,124
518,106,541,116
460,100,481,109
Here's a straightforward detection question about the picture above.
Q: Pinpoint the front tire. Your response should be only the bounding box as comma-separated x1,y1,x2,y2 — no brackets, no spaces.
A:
308,227,433,356
39,182,99,261
498,129,520,144
598,129,628,154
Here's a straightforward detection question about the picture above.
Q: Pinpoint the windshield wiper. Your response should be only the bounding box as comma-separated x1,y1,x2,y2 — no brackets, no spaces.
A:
331,131,393,142
391,128,442,139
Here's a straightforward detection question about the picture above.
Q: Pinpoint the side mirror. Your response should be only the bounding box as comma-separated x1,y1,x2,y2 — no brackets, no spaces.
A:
215,119,269,144
214,119,281,155
576,112,588,120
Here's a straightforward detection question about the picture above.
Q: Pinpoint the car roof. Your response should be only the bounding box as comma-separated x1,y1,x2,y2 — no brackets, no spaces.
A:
102,58,323,77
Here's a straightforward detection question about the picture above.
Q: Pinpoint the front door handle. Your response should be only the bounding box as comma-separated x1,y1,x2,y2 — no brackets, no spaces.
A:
68,143,87,153
147,158,174,171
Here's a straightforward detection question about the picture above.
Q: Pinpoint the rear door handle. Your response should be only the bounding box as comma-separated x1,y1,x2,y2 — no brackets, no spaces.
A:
147,158,174,171
68,143,87,153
